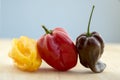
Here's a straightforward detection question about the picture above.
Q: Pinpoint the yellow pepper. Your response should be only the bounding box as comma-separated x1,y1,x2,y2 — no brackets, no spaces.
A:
9,36,42,71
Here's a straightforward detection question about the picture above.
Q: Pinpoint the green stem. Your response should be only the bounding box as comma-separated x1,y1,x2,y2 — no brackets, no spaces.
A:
87,5,95,36
42,25,52,34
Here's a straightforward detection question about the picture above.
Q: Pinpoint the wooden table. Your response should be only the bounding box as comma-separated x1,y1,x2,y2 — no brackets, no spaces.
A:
0,39,120,80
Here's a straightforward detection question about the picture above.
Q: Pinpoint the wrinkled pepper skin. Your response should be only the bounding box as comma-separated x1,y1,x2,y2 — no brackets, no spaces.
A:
76,5,106,73
37,26,78,71
76,32,106,73
9,36,42,72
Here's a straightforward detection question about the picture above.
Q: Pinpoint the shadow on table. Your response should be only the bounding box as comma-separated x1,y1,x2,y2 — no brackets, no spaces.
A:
1,64,120,80
0,64,104,75
36,67,94,74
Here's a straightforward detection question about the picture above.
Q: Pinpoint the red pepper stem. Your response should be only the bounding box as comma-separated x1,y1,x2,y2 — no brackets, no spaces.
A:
42,25,52,34
87,5,95,37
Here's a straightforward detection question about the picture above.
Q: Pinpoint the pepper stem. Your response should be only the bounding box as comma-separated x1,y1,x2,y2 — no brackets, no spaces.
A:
42,25,52,34
87,5,95,37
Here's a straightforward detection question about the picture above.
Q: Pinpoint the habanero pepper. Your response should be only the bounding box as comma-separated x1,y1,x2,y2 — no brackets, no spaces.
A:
9,36,42,72
37,25,78,71
76,5,106,73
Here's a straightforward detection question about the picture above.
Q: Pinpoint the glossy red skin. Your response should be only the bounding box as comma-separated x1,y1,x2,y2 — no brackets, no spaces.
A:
37,28,78,71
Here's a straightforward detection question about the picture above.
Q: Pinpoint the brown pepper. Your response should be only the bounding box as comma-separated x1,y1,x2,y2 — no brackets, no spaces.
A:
76,5,106,73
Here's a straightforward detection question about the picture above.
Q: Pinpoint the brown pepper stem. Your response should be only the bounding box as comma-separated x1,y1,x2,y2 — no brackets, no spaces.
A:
87,5,95,37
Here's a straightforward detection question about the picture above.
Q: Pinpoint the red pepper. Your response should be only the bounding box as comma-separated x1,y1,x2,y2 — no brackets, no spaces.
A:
37,25,78,71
